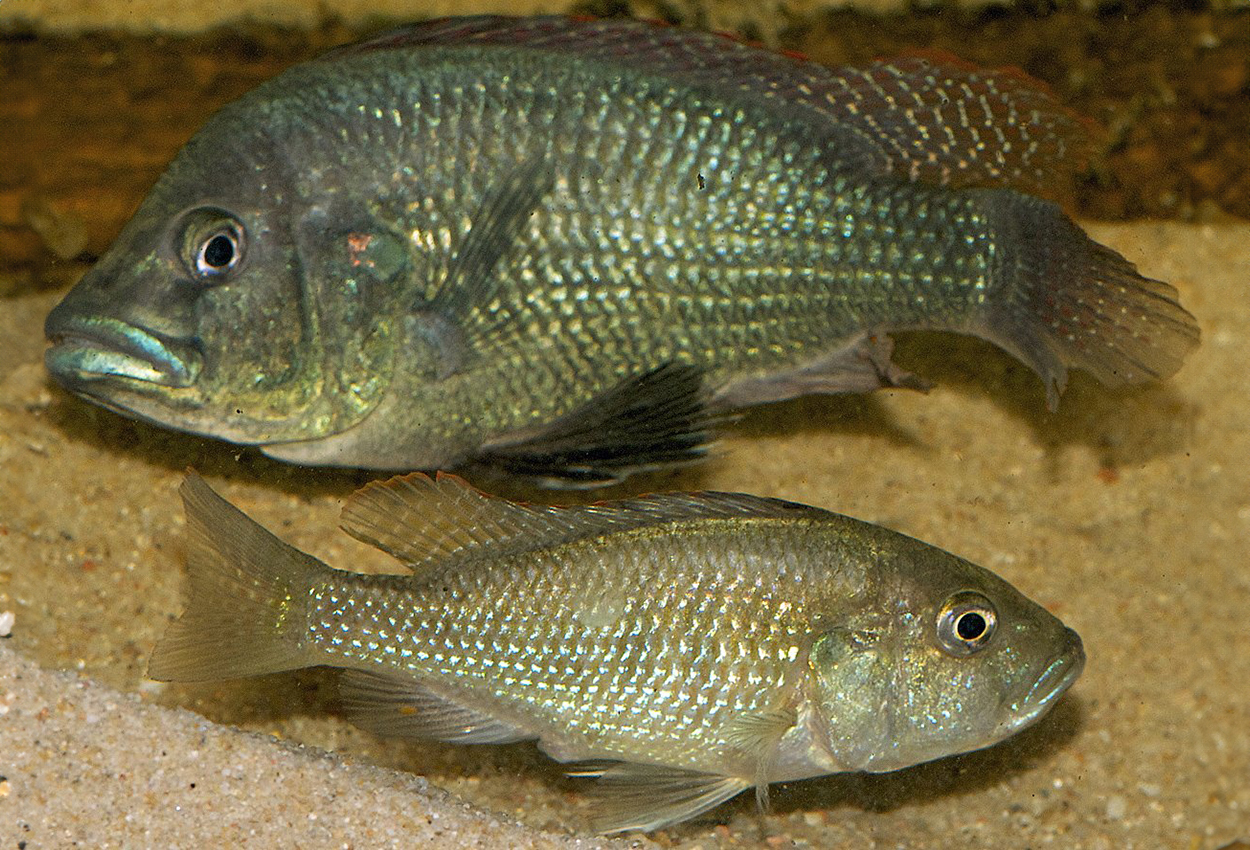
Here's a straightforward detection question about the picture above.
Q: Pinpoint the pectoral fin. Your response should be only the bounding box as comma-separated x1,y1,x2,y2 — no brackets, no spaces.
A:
420,156,554,356
338,669,532,745
724,708,799,812
569,762,751,834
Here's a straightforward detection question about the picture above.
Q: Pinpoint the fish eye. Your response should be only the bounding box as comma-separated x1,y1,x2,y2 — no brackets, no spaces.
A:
179,209,246,281
936,591,998,657
198,231,239,274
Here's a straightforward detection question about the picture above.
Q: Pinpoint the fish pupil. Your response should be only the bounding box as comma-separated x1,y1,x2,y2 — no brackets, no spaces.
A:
201,233,236,270
956,611,987,641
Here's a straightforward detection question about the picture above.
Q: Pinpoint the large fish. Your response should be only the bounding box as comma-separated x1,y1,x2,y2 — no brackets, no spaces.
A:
45,16,1198,485
148,473,1084,833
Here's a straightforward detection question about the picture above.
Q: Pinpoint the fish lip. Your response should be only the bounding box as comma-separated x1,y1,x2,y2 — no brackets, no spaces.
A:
1003,627,1086,733
45,314,201,389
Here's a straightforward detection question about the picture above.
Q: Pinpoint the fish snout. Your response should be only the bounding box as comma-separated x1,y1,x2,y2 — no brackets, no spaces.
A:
45,304,202,389
1007,626,1085,732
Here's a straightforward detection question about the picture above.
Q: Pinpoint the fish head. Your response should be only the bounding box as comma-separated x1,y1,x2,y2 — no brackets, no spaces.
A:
808,535,1083,773
44,99,403,450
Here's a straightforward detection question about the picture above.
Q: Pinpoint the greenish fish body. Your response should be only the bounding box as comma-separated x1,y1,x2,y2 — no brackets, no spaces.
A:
149,473,1083,832
46,16,1197,484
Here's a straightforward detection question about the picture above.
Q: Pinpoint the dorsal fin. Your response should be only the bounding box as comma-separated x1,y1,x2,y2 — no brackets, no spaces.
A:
809,51,1094,195
327,15,1092,196
340,471,824,570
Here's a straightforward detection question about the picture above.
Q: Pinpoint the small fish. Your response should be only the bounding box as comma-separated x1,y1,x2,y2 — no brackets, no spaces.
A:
45,16,1197,486
149,473,1084,833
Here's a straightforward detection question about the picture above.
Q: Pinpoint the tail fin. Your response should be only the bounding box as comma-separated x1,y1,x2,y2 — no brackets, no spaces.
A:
147,474,325,682
974,190,1199,410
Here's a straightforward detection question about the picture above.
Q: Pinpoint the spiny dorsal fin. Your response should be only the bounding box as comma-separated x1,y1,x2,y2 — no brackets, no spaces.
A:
338,669,532,744
476,362,722,488
329,15,1092,197
340,467,825,570
567,762,751,834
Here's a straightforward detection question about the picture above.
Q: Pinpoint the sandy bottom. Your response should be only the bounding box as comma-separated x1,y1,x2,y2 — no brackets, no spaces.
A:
2,223,1247,848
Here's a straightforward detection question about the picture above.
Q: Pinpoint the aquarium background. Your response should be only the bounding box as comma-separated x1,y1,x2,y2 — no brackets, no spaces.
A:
1,1,1248,847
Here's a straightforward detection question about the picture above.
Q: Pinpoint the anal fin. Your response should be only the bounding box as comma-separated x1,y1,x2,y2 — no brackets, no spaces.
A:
569,762,751,834
476,362,722,488
338,669,532,745
714,333,929,409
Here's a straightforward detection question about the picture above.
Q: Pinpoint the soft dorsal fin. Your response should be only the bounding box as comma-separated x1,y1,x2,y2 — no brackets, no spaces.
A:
806,50,1094,195
340,470,825,570
329,15,1092,196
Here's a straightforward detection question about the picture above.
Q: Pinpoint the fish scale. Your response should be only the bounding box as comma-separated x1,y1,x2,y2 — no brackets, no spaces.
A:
45,15,1197,481
317,525,800,715
314,57,982,374
308,521,827,771
148,472,1085,832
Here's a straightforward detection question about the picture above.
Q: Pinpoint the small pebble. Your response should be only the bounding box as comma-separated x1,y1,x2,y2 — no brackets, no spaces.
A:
0,610,14,638
1106,795,1128,820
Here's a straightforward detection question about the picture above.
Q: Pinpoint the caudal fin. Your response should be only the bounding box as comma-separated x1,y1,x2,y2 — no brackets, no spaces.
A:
147,474,324,682
975,191,1199,409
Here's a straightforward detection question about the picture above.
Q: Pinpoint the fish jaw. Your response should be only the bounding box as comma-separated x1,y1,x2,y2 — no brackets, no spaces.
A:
43,302,267,445
41,313,316,447
44,311,202,390
993,625,1085,739
869,622,1084,774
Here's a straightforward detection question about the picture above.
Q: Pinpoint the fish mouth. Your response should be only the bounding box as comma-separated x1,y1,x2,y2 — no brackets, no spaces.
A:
1003,627,1086,733
45,314,201,390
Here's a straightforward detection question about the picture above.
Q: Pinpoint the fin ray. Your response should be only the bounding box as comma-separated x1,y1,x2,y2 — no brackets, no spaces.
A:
147,474,323,683
572,762,751,834
341,468,826,570
715,333,928,408
477,362,722,487
339,670,532,744
422,156,554,357
972,191,1200,409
